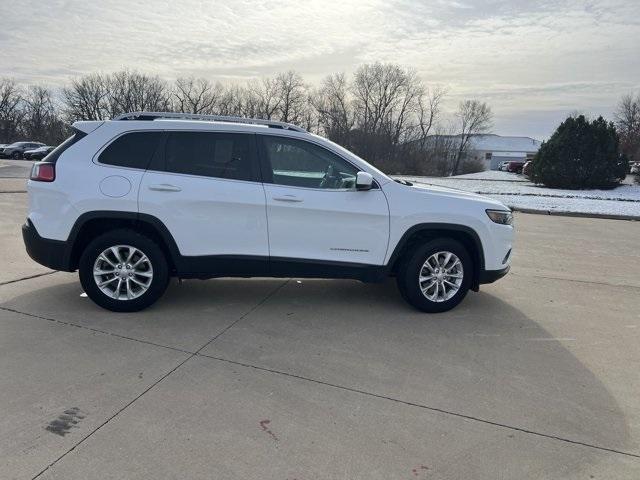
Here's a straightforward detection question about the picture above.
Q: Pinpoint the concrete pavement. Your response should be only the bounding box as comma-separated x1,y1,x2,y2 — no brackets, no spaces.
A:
0,190,639,479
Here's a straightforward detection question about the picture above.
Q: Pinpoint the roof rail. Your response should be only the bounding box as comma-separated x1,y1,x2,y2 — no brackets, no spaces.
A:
112,111,306,133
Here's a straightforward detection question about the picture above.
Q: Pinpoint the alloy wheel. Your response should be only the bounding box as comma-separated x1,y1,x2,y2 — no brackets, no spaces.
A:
93,245,153,300
418,251,464,302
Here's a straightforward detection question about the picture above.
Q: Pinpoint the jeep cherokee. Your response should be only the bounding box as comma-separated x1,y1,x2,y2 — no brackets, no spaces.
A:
22,112,513,313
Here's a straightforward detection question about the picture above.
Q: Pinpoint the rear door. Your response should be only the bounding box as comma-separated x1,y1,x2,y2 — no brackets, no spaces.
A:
259,134,389,266
138,131,268,271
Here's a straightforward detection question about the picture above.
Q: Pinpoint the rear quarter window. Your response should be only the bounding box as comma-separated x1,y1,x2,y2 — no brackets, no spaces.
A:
43,129,87,164
98,131,163,170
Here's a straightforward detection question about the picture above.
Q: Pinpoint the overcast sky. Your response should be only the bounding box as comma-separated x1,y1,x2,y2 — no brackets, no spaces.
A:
1,0,639,139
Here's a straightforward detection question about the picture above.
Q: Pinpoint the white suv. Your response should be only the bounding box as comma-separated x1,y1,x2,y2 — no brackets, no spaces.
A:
23,112,513,313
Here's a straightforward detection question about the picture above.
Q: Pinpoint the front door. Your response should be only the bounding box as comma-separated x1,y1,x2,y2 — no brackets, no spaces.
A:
259,135,389,268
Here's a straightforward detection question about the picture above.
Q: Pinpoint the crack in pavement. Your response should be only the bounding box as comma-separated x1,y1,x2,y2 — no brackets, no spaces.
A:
510,271,640,290
0,305,192,355
0,271,58,287
25,278,290,480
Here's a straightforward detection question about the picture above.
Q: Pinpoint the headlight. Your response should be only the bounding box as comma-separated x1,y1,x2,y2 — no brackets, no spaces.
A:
486,209,513,225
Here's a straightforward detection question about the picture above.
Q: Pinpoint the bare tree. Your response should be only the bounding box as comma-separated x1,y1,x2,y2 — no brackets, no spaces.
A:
172,77,223,114
22,86,67,144
451,100,493,175
216,84,244,117
351,63,422,136
248,77,282,119
0,78,24,142
274,71,309,124
350,63,424,166
615,93,640,164
106,70,170,117
62,73,109,121
413,86,446,149
312,73,354,146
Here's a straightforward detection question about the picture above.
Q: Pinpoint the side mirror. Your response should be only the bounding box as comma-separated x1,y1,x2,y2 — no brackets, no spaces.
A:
356,171,374,191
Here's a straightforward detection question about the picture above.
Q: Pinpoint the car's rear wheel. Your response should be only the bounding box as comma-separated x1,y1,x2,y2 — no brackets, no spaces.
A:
397,238,472,313
79,229,169,312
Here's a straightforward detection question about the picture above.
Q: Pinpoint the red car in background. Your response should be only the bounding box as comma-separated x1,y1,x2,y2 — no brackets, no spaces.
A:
506,160,525,173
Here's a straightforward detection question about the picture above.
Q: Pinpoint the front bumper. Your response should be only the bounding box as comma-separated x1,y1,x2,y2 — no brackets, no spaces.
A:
479,265,510,284
22,219,73,271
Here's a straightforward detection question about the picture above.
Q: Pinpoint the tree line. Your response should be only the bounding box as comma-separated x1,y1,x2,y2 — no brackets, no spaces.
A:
0,63,494,176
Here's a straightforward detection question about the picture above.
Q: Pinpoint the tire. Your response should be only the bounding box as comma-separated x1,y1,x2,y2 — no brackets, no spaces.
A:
11,151,21,160
396,238,472,313
78,229,170,312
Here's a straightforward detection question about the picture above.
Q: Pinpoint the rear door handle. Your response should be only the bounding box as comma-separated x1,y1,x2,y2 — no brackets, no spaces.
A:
273,195,303,203
149,184,182,192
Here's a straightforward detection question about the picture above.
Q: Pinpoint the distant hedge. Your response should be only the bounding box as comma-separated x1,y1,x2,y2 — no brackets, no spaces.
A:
532,115,628,189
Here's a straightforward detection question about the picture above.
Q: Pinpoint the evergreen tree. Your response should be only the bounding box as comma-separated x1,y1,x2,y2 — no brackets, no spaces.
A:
532,115,628,189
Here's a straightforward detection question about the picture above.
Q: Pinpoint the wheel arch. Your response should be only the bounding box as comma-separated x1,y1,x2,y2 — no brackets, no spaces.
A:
386,223,485,290
67,211,180,274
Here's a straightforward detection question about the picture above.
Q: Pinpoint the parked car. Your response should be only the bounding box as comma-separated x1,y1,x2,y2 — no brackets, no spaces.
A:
506,160,525,174
498,161,509,171
631,162,640,175
24,145,55,160
23,112,513,313
522,160,533,177
0,141,46,159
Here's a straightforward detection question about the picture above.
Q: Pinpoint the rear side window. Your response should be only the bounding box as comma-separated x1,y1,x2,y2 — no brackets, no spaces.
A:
43,129,87,164
99,131,163,169
161,131,258,181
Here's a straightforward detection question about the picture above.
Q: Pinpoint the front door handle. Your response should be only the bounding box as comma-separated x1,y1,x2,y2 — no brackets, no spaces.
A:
149,184,182,192
273,195,303,203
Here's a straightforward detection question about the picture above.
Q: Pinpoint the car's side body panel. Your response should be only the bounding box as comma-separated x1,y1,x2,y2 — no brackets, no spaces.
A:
27,122,145,241
381,180,513,272
139,171,269,257
263,183,390,265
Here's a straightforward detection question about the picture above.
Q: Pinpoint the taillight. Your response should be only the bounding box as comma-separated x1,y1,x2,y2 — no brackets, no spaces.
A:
30,162,55,182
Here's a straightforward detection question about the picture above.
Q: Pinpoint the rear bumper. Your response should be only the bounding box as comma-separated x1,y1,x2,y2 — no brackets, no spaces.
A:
22,219,73,271
479,265,510,284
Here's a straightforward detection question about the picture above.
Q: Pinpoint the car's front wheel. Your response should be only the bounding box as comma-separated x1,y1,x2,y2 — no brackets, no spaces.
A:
397,238,472,313
11,151,21,160
79,229,169,312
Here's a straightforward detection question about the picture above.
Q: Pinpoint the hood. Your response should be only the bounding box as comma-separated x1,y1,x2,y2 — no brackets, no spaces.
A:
407,181,510,210
410,181,484,199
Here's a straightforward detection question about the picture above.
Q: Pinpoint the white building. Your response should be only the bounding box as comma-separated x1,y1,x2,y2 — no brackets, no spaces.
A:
465,134,542,170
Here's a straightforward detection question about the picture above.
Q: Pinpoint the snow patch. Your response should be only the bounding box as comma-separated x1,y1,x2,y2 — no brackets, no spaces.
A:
395,172,640,218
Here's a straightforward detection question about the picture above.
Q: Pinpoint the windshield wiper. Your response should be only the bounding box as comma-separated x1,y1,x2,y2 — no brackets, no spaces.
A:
394,178,413,186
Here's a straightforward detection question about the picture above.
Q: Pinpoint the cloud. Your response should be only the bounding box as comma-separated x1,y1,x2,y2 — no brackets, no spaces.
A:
0,0,638,137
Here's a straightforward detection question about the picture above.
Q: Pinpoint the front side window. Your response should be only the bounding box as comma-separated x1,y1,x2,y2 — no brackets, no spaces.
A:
162,132,258,182
99,131,162,169
261,136,358,189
